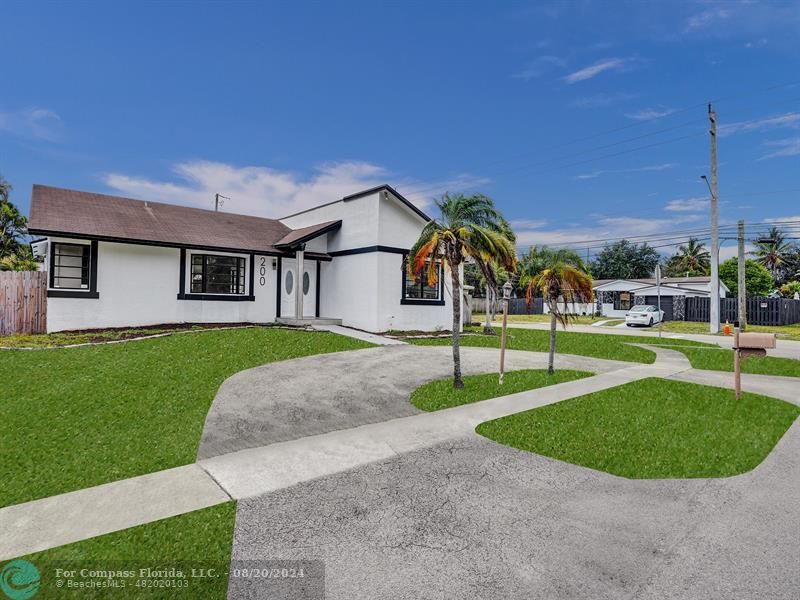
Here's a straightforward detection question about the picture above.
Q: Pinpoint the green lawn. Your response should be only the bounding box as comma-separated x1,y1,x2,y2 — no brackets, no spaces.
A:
473,313,605,325
409,327,706,364
674,345,800,377
409,327,800,376
19,503,235,598
0,328,371,507
477,378,800,478
0,324,230,349
410,369,592,411
660,320,800,341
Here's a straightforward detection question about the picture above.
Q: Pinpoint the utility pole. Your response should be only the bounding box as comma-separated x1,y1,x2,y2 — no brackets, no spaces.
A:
214,193,229,212
708,104,720,334
738,220,747,332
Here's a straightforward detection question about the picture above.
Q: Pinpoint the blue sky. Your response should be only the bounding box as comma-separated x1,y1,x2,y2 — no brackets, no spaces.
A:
2,0,799,259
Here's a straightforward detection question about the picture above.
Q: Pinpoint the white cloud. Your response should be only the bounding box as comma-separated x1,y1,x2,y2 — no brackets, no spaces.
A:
512,213,701,250
512,55,567,80
569,92,636,108
509,219,548,230
664,196,709,212
764,215,800,224
574,163,677,180
563,57,637,84
0,107,62,141
103,160,488,219
719,112,800,137
758,137,800,160
685,7,731,32
744,38,768,48
719,242,753,262
624,106,676,121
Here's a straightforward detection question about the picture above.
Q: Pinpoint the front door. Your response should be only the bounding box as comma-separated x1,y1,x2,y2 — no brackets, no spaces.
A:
280,258,317,318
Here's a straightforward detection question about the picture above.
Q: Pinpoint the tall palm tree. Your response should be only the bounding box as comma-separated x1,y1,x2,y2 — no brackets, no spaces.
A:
674,237,710,275
409,193,516,388
525,257,593,375
753,226,793,284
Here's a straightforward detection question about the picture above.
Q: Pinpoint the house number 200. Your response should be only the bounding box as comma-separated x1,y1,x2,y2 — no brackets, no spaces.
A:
259,257,267,286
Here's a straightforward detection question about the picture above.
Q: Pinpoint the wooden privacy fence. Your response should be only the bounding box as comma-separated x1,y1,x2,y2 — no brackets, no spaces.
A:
685,296,800,326
0,271,47,335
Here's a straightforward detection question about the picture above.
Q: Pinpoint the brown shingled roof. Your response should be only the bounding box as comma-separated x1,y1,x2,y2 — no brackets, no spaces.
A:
27,185,332,255
275,220,341,248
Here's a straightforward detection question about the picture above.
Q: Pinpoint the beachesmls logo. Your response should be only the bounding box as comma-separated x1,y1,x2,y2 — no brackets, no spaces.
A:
0,560,40,600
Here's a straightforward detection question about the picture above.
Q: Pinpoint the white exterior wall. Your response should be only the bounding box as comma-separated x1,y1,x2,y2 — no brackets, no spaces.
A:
281,189,451,332
542,301,593,316
44,187,449,333
45,239,277,332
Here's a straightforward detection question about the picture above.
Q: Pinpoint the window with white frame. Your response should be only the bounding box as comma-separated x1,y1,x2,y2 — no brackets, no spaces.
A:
191,254,246,295
51,243,90,289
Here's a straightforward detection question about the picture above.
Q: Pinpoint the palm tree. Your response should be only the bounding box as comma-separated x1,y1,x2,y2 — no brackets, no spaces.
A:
674,237,710,275
409,193,516,388
525,255,593,375
753,226,793,284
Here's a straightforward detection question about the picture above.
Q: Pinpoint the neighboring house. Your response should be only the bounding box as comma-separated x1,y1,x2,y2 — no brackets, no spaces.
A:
27,184,454,333
593,277,729,320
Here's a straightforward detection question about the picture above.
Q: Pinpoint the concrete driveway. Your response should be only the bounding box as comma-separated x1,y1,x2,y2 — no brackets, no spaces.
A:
198,345,630,459
230,424,800,599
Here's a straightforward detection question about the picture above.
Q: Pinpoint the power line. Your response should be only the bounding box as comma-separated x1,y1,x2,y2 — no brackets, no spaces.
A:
515,219,800,253
399,80,800,199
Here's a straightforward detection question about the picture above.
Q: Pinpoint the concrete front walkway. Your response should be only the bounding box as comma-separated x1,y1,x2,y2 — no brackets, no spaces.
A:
231,420,800,599
198,345,631,459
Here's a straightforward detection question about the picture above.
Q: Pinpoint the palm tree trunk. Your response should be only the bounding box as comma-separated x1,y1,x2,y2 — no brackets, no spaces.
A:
451,266,464,389
483,285,494,334
548,299,557,375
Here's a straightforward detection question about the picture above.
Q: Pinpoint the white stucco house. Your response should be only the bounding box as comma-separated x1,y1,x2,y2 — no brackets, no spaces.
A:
27,184,454,333
593,277,729,320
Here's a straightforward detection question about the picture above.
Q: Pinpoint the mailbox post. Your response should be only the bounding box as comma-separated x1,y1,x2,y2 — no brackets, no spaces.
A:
732,324,776,400
498,281,513,385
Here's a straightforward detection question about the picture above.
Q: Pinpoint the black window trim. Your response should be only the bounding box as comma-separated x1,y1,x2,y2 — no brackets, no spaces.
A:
47,240,99,299
177,249,256,302
400,254,445,306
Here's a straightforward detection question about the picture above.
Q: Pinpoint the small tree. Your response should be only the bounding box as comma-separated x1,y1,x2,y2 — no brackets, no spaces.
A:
525,257,593,375
590,240,660,280
0,176,28,259
719,258,773,297
409,193,516,388
752,226,794,285
0,246,39,272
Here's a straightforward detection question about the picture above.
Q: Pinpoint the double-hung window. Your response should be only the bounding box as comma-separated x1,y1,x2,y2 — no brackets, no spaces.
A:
191,254,246,295
401,257,443,304
51,243,90,289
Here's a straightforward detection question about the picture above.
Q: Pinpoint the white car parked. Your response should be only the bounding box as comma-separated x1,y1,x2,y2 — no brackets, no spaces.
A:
625,305,664,327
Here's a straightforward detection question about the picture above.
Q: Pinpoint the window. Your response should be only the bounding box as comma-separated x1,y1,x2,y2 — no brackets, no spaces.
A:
614,291,633,311
285,270,293,295
52,243,90,289
402,257,443,304
191,254,246,295
302,271,310,296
